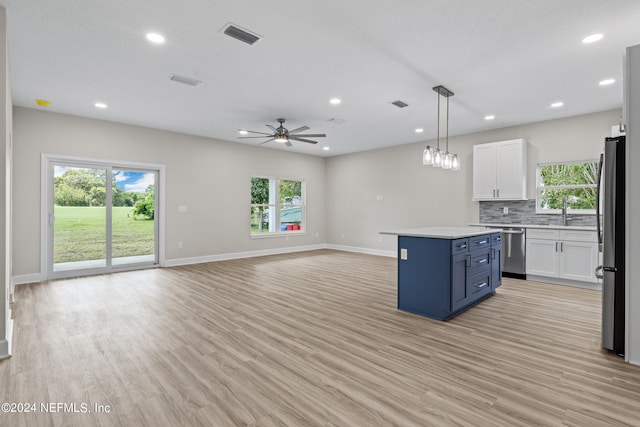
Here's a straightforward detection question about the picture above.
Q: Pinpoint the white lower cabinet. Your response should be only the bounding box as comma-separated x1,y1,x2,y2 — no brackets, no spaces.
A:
526,229,599,284
526,238,559,276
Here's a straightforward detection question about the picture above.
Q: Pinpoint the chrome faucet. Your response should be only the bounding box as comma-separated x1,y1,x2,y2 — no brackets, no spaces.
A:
561,197,571,226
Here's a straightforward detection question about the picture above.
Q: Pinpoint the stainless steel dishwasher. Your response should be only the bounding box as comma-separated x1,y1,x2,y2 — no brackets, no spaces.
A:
486,226,526,279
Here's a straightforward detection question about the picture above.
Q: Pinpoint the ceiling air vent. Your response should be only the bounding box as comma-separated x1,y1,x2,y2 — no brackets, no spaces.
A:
327,118,347,124
223,23,261,46
169,74,202,87
391,100,409,108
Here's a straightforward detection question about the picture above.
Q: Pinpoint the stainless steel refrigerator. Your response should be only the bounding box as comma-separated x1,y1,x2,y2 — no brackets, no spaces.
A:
596,136,625,356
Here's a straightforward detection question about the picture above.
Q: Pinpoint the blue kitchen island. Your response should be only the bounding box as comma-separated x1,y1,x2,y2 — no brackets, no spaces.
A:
381,227,502,320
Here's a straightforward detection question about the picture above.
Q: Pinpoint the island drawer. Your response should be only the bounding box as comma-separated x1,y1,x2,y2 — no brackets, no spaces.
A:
451,238,469,254
469,234,491,250
468,272,492,299
468,248,491,276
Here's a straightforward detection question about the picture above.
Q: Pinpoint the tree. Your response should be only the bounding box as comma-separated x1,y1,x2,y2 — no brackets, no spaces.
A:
280,180,301,204
251,178,270,232
133,185,155,219
54,168,106,206
539,161,598,210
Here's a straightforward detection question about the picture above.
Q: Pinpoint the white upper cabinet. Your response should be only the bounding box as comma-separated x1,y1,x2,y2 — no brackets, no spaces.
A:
472,138,527,201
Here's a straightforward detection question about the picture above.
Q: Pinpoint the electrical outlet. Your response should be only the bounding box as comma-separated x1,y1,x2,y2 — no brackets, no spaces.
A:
340,233,345,238
503,207,509,214
178,242,183,249
378,236,383,243
401,248,408,260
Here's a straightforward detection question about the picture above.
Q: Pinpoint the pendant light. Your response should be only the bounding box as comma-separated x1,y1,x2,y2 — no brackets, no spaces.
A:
425,85,459,172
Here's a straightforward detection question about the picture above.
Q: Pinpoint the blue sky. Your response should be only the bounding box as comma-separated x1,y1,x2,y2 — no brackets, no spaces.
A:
113,171,154,193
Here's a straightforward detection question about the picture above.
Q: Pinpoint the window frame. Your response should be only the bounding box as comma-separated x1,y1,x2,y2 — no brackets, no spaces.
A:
535,159,598,215
250,176,306,238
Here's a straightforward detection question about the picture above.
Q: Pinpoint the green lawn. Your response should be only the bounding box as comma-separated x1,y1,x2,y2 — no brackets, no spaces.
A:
54,206,154,263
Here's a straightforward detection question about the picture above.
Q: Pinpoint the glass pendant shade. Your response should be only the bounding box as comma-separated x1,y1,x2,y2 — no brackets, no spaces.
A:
274,135,288,143
442,152,452,170
433,149,442,167
423,146,433,165
451,154,460,171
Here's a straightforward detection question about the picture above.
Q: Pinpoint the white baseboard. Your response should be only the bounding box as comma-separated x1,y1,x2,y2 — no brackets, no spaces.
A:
163,244,330,267
12,244,395,282
326,244,396,258
0,318,12,359
526,274,602,290
12,273,43,286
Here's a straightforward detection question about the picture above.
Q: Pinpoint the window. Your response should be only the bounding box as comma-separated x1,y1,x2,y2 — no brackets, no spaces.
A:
250,177,305,236
536,160,599,214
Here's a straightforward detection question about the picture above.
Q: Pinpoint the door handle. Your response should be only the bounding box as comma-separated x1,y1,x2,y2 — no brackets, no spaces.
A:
476,282,488,289
560,242,564,252
496,189,499,198
595,265,603,280
467,254,472,267
555,241,559,252
476,259,487,264
492,248,496,259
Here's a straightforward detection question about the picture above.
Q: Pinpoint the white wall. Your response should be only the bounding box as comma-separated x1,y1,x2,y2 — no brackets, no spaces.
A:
0,6,12,359
326,109,621,253
12,107,326,278
625,44,639,365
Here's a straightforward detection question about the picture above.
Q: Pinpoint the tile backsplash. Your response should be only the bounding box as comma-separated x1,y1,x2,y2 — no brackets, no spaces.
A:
479,199,596,226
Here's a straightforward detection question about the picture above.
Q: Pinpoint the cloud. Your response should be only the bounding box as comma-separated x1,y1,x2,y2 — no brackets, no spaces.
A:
54,166,69,177
113,171,128,182
124,173,155,193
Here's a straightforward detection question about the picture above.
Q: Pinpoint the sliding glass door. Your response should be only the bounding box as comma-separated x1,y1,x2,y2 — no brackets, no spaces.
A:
46,158,160,279
52,165,108,272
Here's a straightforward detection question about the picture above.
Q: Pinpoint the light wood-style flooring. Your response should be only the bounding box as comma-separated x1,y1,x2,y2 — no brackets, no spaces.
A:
1,249,639,426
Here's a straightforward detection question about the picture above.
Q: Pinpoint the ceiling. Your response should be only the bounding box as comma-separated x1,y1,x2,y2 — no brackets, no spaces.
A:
3,0,640,157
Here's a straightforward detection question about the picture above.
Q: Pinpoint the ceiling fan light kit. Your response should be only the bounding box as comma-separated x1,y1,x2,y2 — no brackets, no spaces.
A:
238,118,326,148
423,85,459,171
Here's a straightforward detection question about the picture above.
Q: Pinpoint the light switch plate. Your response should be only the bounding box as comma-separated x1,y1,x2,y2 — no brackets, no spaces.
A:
400,248,408,260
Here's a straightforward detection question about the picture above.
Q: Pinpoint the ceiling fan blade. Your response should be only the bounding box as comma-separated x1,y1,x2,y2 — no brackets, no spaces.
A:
258,138,275,145
288,126,310,134
289,136,318,144
266,125,277,132
294,134,326,138
240,130,273,136
239,136,276,139
285,141,292,147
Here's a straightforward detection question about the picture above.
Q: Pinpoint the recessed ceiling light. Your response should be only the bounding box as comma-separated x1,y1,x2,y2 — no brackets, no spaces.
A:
415,128,424,133
599,78,616,86
146,32,165,44
329,98,341,105
582,33,603,44
239,130,248,135
484,115,495,121
323,146,330,151
550,101,564,108
95,102,107,109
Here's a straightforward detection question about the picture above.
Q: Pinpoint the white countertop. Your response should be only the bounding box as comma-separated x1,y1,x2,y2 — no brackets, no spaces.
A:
468,223,597,232
380,226,499,239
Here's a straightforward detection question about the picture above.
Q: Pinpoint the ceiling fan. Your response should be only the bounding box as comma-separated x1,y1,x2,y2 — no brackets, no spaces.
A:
238,118,326,147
